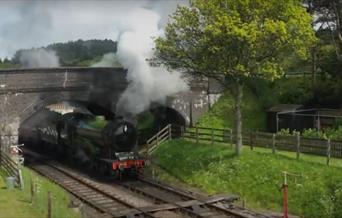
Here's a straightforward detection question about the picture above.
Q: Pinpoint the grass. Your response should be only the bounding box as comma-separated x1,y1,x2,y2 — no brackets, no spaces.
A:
0,167,79,218
0,170,43,218
197,88,267,131
152,139,342,218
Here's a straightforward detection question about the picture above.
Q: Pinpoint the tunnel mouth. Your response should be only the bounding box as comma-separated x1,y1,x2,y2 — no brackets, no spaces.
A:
136,106,186,144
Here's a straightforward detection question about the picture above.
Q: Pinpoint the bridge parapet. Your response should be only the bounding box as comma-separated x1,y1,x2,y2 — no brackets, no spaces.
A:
0,67,127,95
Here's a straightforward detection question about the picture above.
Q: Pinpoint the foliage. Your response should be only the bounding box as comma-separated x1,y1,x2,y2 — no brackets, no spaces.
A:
277,128,301,136
325,127,342,140
302,128,327,139
137,111,155,130
277,126,342,140
153,0,316,154
317,44,342,78
276,128,293,136
197,88,267,130
307,0,342,58
154,0,315,80
276,77,313,104
0,58,18,69
153,138,342,217
11,39,117,67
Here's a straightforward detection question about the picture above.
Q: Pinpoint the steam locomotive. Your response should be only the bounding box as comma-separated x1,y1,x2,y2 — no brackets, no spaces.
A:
20,111,145,178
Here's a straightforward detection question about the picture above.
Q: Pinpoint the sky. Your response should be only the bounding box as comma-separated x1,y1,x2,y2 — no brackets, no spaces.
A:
0,0,186,59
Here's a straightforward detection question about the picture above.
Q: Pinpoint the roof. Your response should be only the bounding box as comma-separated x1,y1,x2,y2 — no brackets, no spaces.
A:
46,101,93,115
268,104,302,113
317,109,342,117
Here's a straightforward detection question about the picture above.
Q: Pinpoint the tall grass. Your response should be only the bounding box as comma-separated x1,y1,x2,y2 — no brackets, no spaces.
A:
0,167,79,218
153,139,342,218
21,168,80,218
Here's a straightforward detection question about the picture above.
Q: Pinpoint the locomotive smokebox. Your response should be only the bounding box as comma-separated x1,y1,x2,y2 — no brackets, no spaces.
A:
103,119,137,152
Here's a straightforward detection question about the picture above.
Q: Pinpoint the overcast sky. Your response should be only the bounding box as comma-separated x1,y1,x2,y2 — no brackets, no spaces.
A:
0,0,186,59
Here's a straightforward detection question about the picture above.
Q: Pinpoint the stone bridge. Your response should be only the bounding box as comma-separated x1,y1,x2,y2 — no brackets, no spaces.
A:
0,67,223,145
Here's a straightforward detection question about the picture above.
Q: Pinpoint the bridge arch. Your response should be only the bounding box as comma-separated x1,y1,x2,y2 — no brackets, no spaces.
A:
150,106,186,130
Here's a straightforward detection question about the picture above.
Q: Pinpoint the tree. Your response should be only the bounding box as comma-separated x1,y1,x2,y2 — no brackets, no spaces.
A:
152,0,316,155
307,0,342,59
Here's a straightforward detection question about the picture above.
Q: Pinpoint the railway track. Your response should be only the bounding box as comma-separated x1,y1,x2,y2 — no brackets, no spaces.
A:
28,162,157,217
118,178,272,218
24,148,272,218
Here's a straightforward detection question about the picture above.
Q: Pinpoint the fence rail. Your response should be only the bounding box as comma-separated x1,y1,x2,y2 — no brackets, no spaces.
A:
146,124,172,155
174,125,342,165
0,147,21,184
173,125,233,145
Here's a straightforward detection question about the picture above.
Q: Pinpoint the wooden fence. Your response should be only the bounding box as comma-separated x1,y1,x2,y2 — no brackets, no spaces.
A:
146,124,172,155
0,135,22,187
0,147,21,185
173,125,342,165
175,126,233,145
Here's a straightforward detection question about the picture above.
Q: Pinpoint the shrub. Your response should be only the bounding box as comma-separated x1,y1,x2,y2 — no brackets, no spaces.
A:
302,128,327,139
278,127,342,141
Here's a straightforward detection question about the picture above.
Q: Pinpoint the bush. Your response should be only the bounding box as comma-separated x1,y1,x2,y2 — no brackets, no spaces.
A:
278,127,342,141
277,128,299,136
302,128,327,139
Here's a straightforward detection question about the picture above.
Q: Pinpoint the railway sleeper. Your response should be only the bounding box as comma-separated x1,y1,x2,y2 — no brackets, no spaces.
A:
120,198,236,218
95,199,115,204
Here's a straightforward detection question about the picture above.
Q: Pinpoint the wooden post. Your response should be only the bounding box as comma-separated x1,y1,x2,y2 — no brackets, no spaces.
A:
47,192,52,218
296,133,300,160
19,169,24,190
168,125,172,139
230,129,233,148
30,177,34,203
0,143,2,166
242,198,246,209
156,132,159,146
327,138,331,166
255,131,259,148
180,126,184,137
249,131,254,150
195,126,199,144
272,134,276,154
211,128,214,145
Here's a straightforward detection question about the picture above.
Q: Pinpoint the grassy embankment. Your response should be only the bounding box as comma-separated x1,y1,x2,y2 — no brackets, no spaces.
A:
197,88,267,130
0,167,79,218
151,139,342,218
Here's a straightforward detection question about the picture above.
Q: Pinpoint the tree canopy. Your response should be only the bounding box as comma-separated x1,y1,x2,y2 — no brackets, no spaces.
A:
153,0,316,154
154,0,316,81
12,39,117,67
307,0,342,58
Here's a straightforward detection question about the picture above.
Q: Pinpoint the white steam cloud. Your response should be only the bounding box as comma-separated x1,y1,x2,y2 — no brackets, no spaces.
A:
91,53,121,67
114,8,188,116
19,48,59,68
0,0,189,116
0,1,187,58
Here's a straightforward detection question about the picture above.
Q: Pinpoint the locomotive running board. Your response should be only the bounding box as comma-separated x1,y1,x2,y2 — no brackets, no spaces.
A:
117,195,238,217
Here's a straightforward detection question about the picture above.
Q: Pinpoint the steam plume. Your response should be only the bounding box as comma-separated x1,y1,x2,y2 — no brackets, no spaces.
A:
91,53,121,67
115,8,188,117
19,48,59,68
